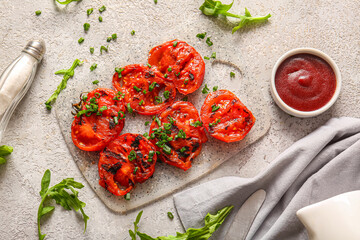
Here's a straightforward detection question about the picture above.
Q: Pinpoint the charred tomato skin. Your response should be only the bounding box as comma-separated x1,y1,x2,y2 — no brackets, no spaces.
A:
71,88,125,151
148,40,205,95
98,133,157,196
200,89,255,143
149,101,207,171
112,64,176,115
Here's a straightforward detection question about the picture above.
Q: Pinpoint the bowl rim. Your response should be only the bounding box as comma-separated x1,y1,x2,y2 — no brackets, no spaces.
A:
270,48,342,118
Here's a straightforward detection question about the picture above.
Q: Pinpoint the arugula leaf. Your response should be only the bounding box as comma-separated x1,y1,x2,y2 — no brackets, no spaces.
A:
37,169,89,240
130,206,233,240
199,0,271,33
55,0,81,5
0,145,13,164
45,59,82,110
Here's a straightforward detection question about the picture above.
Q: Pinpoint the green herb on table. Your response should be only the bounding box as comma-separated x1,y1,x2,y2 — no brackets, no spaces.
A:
45,59,82,110
130,206,233,240
196,32,207,39
124,193,131,200
202,84,210,94
112,33,117,40
0,145,13,165
107,37,112,42
99,5,106,13
35,10,41,16
90,47,94,54
90,63,97,71
37,169,88,240
98,16,103,22
213,86,218,91
210,52,216,59
199,0,271,33
55,0,81,5
167,212,174,220
145,121,150,126
204,56,210,60
115,67,125,77
92,80,99,85
131,30,136,36
206,37,213,46
230,71,235,77
154,0,158,4
78,37,84,44
100,45,108,54
83,23,90,32
87,8,93,16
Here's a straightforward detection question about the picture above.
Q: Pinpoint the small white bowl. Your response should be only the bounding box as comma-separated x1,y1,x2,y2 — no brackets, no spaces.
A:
270,48,341,118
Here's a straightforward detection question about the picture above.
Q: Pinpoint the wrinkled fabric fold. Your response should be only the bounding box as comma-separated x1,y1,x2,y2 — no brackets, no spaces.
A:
173,117,360,240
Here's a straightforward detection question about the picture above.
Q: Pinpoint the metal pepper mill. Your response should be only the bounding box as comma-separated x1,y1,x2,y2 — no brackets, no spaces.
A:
0,40,46,141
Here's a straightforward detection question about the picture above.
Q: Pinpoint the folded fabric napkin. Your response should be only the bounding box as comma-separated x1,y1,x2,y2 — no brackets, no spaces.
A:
173,117,360,240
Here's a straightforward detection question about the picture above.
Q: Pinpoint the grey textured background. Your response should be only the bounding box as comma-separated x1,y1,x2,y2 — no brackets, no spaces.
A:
0,0,359,239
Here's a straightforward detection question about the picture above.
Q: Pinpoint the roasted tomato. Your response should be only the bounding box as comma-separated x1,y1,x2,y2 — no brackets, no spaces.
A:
148,40,205,95
149,101,207,171
112,64,176,115
71,88,125,151
200,90,255,143
98,133,157,196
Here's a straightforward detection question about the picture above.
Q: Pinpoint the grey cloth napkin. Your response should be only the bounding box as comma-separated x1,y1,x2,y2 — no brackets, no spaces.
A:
173,117,360,240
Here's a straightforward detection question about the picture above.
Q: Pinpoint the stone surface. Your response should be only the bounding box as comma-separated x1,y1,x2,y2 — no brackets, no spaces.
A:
0,0,359,239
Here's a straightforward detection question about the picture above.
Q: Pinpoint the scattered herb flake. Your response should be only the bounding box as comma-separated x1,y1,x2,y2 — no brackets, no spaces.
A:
100,45,108,54
87,8,93,16
99,5,106,13
83,23,90,32
112,33,117,40
90,63,97,71
211,52,216,59
230,71,235,77
173,41,178,47
78,37,84,44
98,16,103,22
145,121,150,126
206,37,213,46
115,67,125,77
35,10,41,16
213,86,218,91
167,212,174,220
92,80,99,85
131,30,135,35
202,84,210,94
196,32,207,39
90,47,94,54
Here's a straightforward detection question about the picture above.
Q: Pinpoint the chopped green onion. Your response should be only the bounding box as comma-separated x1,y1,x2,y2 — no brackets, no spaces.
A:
164,123,172,130
204,56,210,60
128,150,137,161
173,41,178,47
147,63,152,68
99,5,106,13
167,67,172,72
180,147,187,153
155,117,161,127
175,129,186,139
189,73,194,80
99,106,108,112
164,73,168,78
92,80,99,84
94,93,101,99
156,151,161,155
190,121,203,127
90,63,97,71
202,84,210,94
112,33,117,40
133,167,138,174
206,37,213,46
98,16,103,22
167,212,174,219
115,67,125,77
211,104,220,112
196,32,207,39
124,193,130,200
230,72,235,78
175,72,180,77
139,100,144,106
35,10,41,16
163,91,170,99
131,30,135,35
145,121,150,126
154,0,158,4
107,37,112,42
78,38,84,44
149,82,157,91
87,8,93,16
148,150,155,162
127,103,133,113
209,119,221,127
90,47,94,54
213,86,218,92
82,94,88,101
100,45,108,54
143,132,149,138
162,145,171,155
211,52,216,59
118,111,125,120
143,90,147,94
133,86,141,92
168,116,175,124
84,23,90,32
155,96,162,104
184,79,189,85
113,116,119,125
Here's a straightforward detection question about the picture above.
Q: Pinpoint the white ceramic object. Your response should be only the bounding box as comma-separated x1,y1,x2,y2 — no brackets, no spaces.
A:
270,48,341,118
296,191,360,240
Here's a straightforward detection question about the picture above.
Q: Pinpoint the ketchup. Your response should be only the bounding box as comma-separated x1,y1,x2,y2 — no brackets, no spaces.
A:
275,54,336,111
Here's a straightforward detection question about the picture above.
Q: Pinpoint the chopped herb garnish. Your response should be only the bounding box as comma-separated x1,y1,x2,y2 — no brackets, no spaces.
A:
98,16,103,22
84,23,90,32
209,119,221,127
90,63,97,71
168,116,175,124
206,37,213,46
143,90,147,94
173,41,178,47
164,73,168,78
115,67,125,77
211,104,220,112
127,103,133,113
128,150,137,161
196,32,207,39
87,8,93,16
184,79,189,85
94,93,101,99
162,145,171,155
133,167,138,174
154,0,158,4
90,47,94,54
204,56,210,60
55,0,81,5
180,147,187,153
190,121,203,127
148,151,155,162
167,212,174,220
99,106,108,112
211,52,216,59
35,10,41,16
45,59,82,110
133,86,141,92
139,100,144,106
99,5,106,13
107,37,112,42
202,84,210,94
175,72,180,77
149,82,157,91
112,33,117,40
167,67,172,72
155,117,161,127
230,71,235,77
164,123,172,130
78,37,84,44
163,91,170,99
175,129,186,139
100,45,108,54
124,193,130,200
145,121,150,126
131,30,135,35
92,80,99,84
213,86,218,91
113,116,119,125
147,63,152,68
155,96,162,104
118,111,125,120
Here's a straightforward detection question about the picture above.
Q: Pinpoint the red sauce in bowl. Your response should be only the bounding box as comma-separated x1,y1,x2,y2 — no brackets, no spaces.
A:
275,54,336,111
